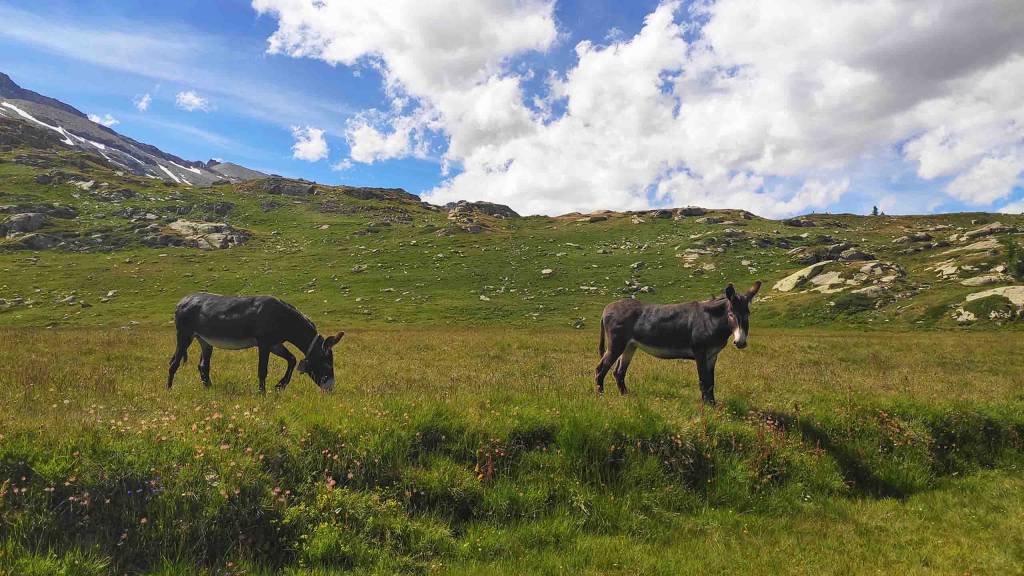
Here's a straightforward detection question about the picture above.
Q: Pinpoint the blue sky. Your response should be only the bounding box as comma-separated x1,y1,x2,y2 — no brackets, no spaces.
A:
1,0,1022,216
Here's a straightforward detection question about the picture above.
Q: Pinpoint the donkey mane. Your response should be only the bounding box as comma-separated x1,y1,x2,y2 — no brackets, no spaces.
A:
278,299,317,332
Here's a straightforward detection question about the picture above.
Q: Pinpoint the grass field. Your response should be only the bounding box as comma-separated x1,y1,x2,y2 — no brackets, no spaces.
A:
1,327,1022,574
3,131,1024,574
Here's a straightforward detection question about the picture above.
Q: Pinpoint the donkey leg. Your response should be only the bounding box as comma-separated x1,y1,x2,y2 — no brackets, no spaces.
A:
197,341,213,388
695,351,718,406
613,343,637,395
595,339,625,394
256,345,271,394
270,343,296,390
167,329,193,389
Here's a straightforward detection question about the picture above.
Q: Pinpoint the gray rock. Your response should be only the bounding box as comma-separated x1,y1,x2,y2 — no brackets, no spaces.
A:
839,248,876,261
4,212,47,234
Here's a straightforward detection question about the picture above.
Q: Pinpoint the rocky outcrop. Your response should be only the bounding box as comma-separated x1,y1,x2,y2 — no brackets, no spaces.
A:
239,177,317,196
783,218,816,227
445,200,520,219
957,222,1012,241
139,220,250,250
773,261,832,292
2,212,47,234
966,286,1024,307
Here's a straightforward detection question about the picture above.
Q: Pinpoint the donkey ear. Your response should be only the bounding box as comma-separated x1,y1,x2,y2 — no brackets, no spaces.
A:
725,283,737,300
747,280,762,300
323,331,345,349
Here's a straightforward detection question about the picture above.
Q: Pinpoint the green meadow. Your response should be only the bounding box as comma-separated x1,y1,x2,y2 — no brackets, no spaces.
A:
2,147,1024,574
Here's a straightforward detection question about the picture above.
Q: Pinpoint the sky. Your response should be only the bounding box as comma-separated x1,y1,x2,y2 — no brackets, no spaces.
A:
1,0,1022,217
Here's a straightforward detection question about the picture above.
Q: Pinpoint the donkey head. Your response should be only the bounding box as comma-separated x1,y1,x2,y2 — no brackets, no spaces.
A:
298,331,344,391
724,281,761,349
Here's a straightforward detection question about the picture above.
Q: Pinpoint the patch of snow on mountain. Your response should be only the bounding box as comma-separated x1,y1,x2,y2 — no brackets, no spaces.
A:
1,101,74,145
157,164,182,184
170,161,202,175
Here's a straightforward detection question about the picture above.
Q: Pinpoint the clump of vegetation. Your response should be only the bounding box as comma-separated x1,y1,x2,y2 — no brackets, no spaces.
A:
963,294,1019,322
1003,237,1024,281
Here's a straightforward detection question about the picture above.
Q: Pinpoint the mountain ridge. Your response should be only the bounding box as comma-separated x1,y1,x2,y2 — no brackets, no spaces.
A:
0,72,266,186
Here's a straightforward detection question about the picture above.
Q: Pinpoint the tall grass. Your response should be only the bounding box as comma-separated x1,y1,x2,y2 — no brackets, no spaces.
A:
1,327,1022,574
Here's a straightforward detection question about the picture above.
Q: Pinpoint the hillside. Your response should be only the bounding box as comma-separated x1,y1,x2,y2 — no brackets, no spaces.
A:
2,113,1023,333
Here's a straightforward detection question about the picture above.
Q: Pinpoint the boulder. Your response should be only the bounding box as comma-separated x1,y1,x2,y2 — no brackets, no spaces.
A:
650,209,673,219
677,206,707,217
445,200,520,219
163,220,250,250
241,176,316,196
3,212,47,234
782,218,816,227
941,238,1001,255
966,286,1024,307
960,274,1012,287
839,248,876,261
696,216,723,225
11,233,61,249
773,260,832,292
962,222,1011,241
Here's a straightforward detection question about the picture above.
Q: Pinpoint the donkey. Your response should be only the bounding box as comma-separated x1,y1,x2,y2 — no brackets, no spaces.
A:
596,281,761,405
167,292,344,393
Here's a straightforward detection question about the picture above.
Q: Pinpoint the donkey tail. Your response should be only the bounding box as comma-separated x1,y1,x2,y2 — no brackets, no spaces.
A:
598,316,606,357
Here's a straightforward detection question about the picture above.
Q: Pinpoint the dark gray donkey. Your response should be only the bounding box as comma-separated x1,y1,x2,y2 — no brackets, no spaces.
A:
167,293,344,393
596,281,761,404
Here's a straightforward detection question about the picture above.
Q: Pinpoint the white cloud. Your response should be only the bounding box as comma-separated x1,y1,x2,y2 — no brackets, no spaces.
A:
87,113,119,127
255,0,1024,215
331,158,353,172
291,125,329,161
134,93,151,112
175,90,210,112
946,151,1024,205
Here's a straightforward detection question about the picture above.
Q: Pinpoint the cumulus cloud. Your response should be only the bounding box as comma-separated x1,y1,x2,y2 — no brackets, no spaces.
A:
133,93,151,112
87,113,119,127
255,0,1024,215
175,90,210,112
291,125,329,161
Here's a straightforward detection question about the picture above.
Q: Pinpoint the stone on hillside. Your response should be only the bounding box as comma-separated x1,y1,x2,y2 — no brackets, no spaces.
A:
851,284,887,297
351,264,367,273
960,273,1012,287
242,177,316,196
12,233,61,249
541,268,554,278
577,214,608,223
650,209,673,219
782,218,816,227
677,206,706,217
954,308,976,324
966,286,1024,307
962,222,1011,241
630,215,645,224
445,200,520,219
3,212,47,234
773,260,832,292
941,238,1001,255
696,216,723,225
839,248,876,261
164,220,250,250
909,232,933,242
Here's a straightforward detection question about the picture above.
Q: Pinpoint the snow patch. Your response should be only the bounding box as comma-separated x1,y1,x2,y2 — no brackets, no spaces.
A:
157,164,182,184
0,101,75,146
170,161,202,175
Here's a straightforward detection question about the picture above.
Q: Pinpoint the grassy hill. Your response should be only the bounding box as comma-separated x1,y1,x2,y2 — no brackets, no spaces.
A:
2,117,1024,575
2,120,1023,332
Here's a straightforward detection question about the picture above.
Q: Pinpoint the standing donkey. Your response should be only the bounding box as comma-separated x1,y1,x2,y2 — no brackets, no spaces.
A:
596,281,761,405
167,292,344,393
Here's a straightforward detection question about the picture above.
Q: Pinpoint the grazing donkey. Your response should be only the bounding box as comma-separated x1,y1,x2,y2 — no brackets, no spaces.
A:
167,293,344,393
596,281,761,404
